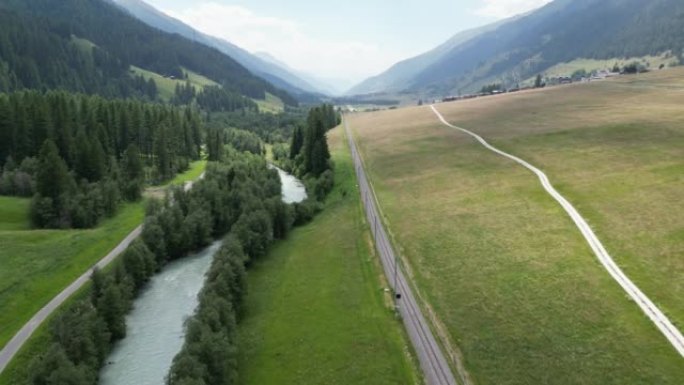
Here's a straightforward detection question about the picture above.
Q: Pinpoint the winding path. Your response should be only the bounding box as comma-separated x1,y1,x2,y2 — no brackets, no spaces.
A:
344,118,460,385
0,177,203,374
430,105,684,357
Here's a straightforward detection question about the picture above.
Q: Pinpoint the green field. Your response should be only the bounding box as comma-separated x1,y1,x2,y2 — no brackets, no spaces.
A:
0,203,144,350
165,160,207,186
130,66,218,101
0,196,30,231
532,53,677,81
347,69,684,384
237,125,421,385
254,92,285,114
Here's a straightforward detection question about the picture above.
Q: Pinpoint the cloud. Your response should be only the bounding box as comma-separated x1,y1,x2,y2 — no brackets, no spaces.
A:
474,0,552,19
164,2,401,87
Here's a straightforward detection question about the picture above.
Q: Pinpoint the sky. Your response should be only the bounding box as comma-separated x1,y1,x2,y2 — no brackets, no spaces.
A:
145,0,552,90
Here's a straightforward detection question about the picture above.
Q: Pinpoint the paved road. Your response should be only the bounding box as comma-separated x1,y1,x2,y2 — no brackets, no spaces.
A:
430,105,684,358
0,177,203,374
344,118,459,385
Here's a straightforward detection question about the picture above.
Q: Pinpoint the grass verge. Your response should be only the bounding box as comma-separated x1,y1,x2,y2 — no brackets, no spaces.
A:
0,196,30,231
164,160,207,187
236,125,422,385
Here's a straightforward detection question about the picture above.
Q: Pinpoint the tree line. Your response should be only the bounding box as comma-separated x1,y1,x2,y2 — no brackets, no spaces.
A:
0,90,202,228
204,108,306,144
288,104,339,175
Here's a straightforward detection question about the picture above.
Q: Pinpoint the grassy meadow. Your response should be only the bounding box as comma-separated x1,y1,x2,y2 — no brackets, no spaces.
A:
0,203,145,350
435,68,684,329
130,66,218,101
165,160,207,186
533,53,677,81
0,196,30,231
236,125,421,385
346,68,684,384
254,92,285,114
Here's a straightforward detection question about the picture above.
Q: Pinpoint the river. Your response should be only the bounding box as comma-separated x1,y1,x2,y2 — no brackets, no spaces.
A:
99,241,221,385
99,167,305,385
270,164,307,204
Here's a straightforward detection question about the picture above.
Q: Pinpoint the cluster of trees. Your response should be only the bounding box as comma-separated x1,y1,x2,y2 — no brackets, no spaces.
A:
224,129,264,155
205,108,306,143
0,91,203,228
28,150,303,385
29,238,158,384
622,61,648,74
142,154,295,267
167,151,337,385
289,104,339,177
196,86,258,113
167,235,246,385
480,83,504,94
0,0,297,106
171,82,196,106
205,127,265,163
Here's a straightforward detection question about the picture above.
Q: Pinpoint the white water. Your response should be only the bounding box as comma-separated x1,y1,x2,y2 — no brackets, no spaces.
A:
99,241,221,385
270,164,307,203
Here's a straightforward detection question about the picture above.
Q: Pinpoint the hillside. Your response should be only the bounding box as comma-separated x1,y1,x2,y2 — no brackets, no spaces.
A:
351,0,684,96
108,0,325,100
348,15,518,95
0,0,297,105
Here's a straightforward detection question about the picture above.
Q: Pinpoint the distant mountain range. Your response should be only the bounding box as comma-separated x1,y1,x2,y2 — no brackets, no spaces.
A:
350,0,684,97
109,0,330,99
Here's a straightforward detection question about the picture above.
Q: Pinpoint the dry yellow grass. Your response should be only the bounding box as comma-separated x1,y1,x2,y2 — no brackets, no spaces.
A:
346,68,684,384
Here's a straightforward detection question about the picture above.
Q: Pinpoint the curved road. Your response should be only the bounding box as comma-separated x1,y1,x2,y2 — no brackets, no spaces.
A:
344,118,460,385
430,105,684,357
0,177,203,374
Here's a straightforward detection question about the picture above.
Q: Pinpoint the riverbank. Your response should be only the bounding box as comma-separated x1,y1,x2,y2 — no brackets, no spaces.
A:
100,241,220,385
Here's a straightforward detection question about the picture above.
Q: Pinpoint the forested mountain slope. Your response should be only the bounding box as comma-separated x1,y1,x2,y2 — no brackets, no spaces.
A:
108,0,325,100
0,0,297,105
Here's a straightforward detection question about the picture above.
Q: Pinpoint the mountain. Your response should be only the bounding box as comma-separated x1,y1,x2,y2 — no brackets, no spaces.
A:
253,51,347,96
347,16,518,95
108,0,326,98
352,0,684,97
0,0,297,105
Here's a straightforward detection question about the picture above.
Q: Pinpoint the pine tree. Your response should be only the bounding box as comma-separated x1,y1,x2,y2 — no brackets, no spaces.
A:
36,139,73,200
289,125,304,159
0,96,12,165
